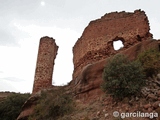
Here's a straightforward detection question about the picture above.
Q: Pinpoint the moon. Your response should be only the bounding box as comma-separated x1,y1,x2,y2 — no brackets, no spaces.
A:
40,1,45,6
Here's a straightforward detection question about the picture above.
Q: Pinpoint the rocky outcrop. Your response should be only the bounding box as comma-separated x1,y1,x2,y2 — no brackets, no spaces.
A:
73,58,106,100
17,92,40,120
141,74,160,101
73,39,160,100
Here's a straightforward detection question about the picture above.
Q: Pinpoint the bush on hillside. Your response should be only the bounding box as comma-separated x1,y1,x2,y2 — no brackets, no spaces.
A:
137,48,160,77
102,54,145,100
0,93,30,120
29,88,74,120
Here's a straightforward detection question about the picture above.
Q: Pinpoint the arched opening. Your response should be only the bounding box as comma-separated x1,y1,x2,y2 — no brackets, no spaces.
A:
113,40,124,50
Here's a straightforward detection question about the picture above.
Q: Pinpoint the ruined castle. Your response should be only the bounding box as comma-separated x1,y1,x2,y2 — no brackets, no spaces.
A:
33,10,159,95
17,9,160,120
72,9,152,83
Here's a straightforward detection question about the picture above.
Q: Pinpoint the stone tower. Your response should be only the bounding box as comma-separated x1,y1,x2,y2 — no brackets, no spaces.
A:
32,36,58,93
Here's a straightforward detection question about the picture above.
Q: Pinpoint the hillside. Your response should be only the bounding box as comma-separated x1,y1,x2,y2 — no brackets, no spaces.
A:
0,92,30,120
0,91,15,101
17,72,160,120
4,9,160,120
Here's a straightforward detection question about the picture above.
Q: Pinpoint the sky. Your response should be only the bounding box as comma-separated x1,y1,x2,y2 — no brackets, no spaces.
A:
0,0,160,93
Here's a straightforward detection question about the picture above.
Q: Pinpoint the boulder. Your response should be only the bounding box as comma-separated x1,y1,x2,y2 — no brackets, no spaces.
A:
17,92,41,120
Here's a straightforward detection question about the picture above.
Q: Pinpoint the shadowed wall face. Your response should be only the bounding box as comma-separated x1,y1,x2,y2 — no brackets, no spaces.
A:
72,10,152,81
32,37,58,93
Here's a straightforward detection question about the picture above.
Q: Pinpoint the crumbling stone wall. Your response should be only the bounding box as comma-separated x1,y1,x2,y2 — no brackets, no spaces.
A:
72,10,152,81
32,36,58,94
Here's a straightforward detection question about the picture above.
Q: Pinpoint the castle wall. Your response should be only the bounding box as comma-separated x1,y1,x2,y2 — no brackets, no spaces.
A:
32,37,58,93
72,10,152,81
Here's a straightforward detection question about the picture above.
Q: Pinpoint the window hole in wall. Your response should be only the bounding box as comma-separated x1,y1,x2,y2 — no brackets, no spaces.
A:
113,40,124,50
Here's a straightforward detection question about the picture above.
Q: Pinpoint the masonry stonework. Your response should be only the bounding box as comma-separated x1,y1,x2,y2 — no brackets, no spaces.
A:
17,10,160,119
72,10,152,81
32,36,58,93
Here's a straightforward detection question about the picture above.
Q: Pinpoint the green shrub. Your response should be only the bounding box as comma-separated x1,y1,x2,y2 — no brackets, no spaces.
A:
137,48,160,77
0,92,30,120
102,54,145,100
29,87,74,120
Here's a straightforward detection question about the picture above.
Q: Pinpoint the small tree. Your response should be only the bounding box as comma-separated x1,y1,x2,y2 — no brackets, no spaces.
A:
102,54,145,100
29,88,74,120
137,48,160,77
0,93,30,120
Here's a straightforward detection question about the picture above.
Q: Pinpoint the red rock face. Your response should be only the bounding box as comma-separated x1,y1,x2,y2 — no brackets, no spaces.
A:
72,10,152,82
32,37,58,94
74,40,160,101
